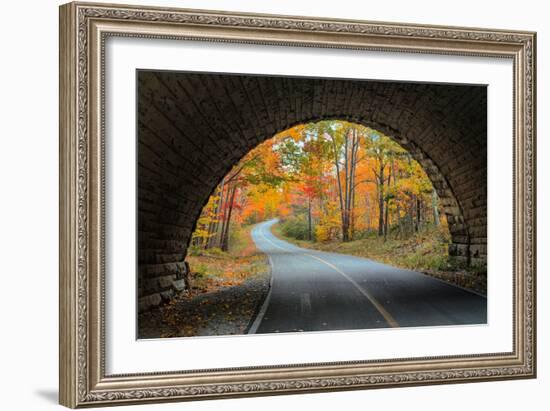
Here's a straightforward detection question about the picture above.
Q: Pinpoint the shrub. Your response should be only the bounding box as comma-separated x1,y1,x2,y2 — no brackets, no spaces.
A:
204,247,225,257
187,245,203,256
280,217,311,240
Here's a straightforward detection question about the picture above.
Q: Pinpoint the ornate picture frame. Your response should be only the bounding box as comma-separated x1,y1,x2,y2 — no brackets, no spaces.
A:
59,1,536,408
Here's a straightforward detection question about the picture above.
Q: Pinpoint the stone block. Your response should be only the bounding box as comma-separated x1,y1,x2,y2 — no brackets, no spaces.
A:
138,293,162,313
160,290,175,302
158,275,174,290
175,261,189,280
172,279,186,292
470,244,487,258
470,257,487,267
142,278,159,293
448,243,469,257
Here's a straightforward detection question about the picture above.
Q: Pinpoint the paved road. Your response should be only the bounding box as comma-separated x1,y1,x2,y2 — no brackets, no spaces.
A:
249,219,486,334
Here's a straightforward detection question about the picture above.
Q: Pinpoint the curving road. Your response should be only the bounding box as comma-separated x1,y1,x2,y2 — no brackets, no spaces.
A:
248,219,486,334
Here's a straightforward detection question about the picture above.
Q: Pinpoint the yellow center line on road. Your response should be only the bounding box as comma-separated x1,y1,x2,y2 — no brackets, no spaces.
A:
257,224,399,328
305,254,399,328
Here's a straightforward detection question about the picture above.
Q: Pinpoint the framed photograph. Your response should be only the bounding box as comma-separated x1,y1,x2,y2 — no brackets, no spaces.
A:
59,1,536,408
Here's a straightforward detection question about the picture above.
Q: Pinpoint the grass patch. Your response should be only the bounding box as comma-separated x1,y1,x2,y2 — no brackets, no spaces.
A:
274,223,448,270
272,223,486,295
185,224,268,293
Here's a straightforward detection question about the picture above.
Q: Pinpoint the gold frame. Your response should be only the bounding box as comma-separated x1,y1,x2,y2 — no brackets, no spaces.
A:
59,1,537,408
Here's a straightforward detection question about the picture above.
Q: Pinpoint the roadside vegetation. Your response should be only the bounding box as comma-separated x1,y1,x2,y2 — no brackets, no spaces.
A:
185,224,266,293
274,221,486,295
138,224,270,338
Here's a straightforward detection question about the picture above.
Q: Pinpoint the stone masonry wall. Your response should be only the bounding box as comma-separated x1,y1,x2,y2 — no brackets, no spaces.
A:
137,71,487,311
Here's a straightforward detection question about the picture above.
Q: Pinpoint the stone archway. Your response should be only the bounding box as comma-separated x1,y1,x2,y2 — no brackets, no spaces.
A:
137,70,486,310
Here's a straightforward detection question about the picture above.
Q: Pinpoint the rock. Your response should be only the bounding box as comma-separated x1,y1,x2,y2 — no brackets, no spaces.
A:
160,290,174,302
158,275,174,290
138,293,162,312
176,261,190,281
172,279,186,292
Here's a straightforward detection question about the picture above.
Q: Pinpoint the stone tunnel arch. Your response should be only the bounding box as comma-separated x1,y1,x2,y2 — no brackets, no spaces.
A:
137,70,486,311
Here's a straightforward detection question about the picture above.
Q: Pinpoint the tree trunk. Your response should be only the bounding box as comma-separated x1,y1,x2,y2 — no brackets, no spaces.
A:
216,181,230,248
415,196,421,233
220,184,237,252
432,188,440,226
206,180,225,249
342,132,350,242
383,161,392,242
307,197,312,241
329,133,346,241
348,129,359,241
365,195,371,231
391,158,403,239
377,162,385,237
409,196,416,234
350,183,356,241
329,128,359,242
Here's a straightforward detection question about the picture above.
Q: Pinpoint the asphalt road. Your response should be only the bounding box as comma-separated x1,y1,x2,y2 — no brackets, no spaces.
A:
248,219,487,334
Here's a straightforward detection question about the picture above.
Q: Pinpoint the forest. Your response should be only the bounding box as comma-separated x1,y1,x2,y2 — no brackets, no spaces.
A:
191,120,446,254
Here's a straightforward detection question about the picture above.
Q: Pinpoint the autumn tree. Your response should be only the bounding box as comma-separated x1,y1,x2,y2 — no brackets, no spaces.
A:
360,130,405,238
191,194,219,248
295,120,362,242
276,126,332,240
192,119,444,251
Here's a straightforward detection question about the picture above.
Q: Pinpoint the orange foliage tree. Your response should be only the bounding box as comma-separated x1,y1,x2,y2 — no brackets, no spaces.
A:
191,120,444,249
